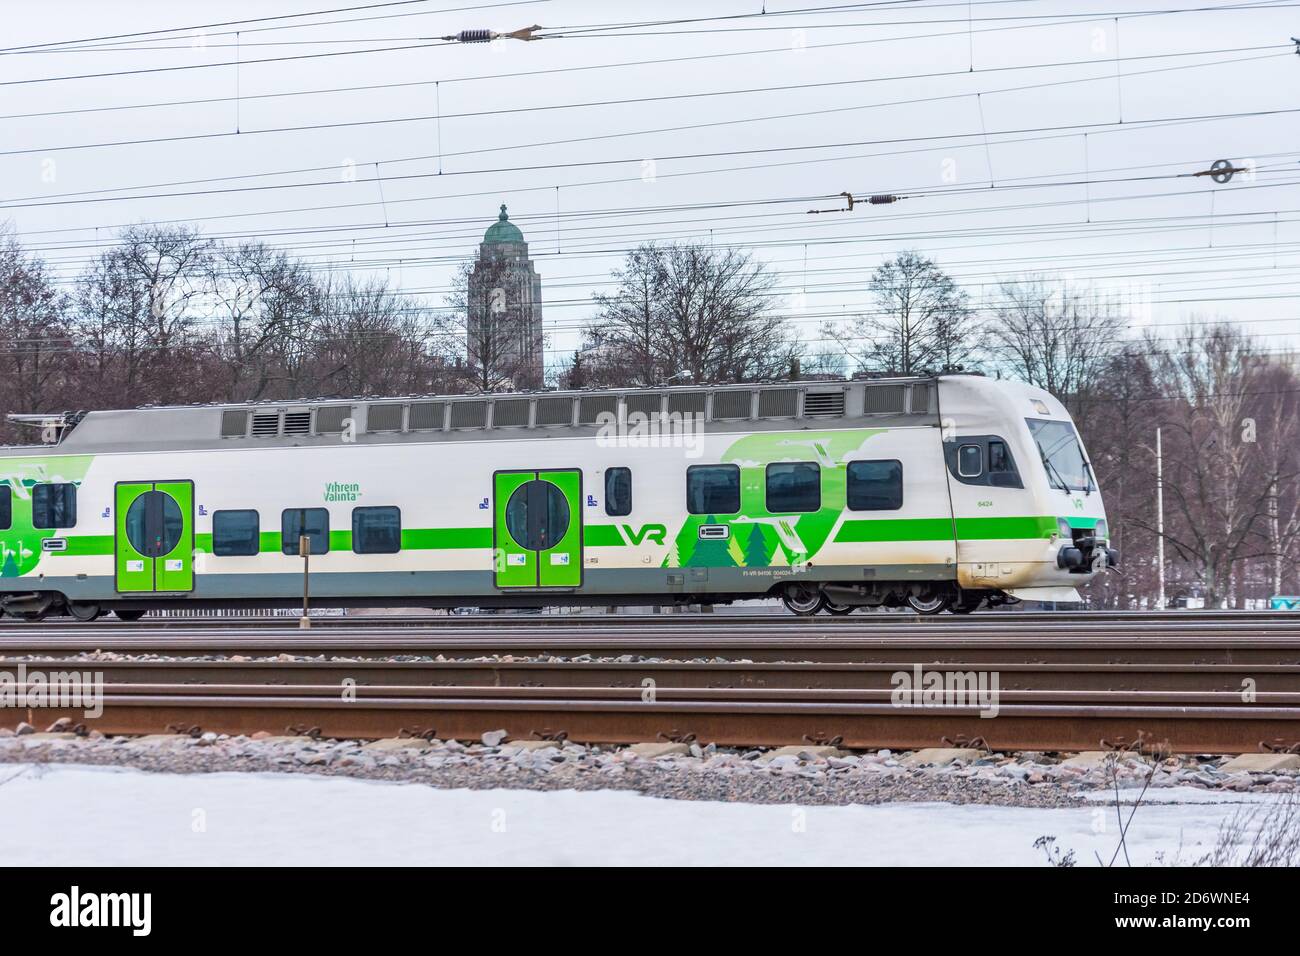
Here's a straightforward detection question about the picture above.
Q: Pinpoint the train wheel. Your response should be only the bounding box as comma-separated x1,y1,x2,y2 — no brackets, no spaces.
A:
67,603,102,622
824,602,854,615
782,584,826,616
6,610,48,622
906,591,951,615
114,609,147,622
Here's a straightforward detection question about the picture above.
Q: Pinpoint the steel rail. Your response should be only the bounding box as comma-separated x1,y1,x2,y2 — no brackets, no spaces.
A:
18,657,1300,693
4,632,1300,664
26,689,1300,754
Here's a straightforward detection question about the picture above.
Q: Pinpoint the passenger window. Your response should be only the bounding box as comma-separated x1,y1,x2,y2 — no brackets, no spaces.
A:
0,486,10,530
687,464,741,515
33,483,77,529
958,444,983,478
212,510,260,556
281,508,330,555
847,460,903,511
765,462,820,513
353,506,401,554
605,467,632,517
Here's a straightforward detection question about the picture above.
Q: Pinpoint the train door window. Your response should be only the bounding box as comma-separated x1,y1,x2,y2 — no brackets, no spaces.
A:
987,440,1023,488
281,508,330,555
33,483,77,529
686,464,740,515
504,480,570,551
988,440,1010,473
605,467,632,517
765,462,820,513
353,506,402,554
958,444,983,478
846,460,903,511
0,486,10,530
213,510,260,556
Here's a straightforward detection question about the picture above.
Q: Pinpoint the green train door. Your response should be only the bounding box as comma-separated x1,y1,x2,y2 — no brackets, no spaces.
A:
115,481,195,593
493,469,582,588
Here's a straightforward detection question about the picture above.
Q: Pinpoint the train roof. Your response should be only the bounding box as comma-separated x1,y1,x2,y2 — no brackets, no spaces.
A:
4,376,960,455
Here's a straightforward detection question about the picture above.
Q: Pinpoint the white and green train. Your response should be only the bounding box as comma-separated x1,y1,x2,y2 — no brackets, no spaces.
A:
0,374,1115,620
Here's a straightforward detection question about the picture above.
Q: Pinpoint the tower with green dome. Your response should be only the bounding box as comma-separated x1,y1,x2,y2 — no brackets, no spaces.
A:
466,204,544,389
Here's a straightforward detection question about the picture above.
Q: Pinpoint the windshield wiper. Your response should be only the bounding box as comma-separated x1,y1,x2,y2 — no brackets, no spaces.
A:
1038,444,1071,494
1081,460,1096,496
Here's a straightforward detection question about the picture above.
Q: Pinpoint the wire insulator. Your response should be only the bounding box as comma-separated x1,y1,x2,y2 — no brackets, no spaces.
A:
455,29,494,43
868,195,899,204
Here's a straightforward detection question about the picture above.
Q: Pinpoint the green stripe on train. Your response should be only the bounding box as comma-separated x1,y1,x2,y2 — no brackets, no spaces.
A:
57,516,1076,557
55,527,493,556
835,515,1060,543
583,525,625,547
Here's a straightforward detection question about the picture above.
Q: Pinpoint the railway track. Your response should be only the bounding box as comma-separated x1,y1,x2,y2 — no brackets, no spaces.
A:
9,615,1300,754
24,687,1300,755
3,625,1299,663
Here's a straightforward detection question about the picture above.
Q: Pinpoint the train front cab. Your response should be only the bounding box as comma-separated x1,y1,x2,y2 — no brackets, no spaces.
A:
936,375,1116,609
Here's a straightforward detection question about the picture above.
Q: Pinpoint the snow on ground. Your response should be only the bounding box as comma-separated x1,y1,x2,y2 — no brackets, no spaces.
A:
0,763,1276,866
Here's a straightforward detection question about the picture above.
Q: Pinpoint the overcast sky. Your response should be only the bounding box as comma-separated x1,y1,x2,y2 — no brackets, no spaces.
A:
3,0,1298,373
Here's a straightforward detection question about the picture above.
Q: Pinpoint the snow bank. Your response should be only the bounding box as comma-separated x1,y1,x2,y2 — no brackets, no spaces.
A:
1,763,1274,866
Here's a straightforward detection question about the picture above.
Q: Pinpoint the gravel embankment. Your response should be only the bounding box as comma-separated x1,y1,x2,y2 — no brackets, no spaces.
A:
2,726,1294,808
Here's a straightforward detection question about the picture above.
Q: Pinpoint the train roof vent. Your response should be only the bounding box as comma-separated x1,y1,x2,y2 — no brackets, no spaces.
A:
863,384,906,414
624,393,663,418
449,400,487,429
535,396,574,426
667,392,706,416
366,403,403,432
220,409,248,438
910,383,933,414
804,390,846,417
282,410,312,436
759,387,799,418
711,389,753,420
492,398,531,428
578,394,618,425
407,401,443,431
250,412,280,437
315,405,352,434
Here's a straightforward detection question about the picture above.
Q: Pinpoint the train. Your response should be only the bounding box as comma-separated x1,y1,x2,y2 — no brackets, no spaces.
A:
0,373,1116,621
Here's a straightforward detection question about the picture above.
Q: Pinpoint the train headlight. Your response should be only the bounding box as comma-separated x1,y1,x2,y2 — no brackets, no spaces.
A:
1094,519,1109,541
1057,517,1072,538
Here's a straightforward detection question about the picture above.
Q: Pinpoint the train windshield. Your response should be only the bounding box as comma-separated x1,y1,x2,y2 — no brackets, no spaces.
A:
1025,418,1093,492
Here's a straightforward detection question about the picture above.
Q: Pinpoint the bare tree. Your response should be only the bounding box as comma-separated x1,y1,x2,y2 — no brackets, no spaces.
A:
310,275,446,397
987,276,1127,420
0,229,73,439
72,225,214,408
585,242,794,386
829,250,978,376
1252,359,1300,597
1139,323,1276,607
209,242,318,402
1077,345,1160,608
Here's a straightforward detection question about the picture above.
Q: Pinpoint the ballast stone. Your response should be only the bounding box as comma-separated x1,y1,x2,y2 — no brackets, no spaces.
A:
1060,751,1113,770
900,748,983,767
629,742,691,758
363,738,433,752
758,745,847,762
1218,753,1300,773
